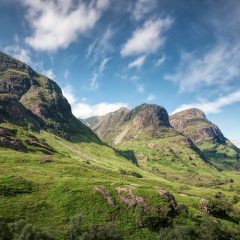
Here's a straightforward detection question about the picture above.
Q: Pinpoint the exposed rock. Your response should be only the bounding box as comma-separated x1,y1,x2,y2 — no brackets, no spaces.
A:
170,108,226,145
116,187,147,208
0,51,99,144
170,108,240,168
159,190,176,204
199,198,209,213
93,186,115,206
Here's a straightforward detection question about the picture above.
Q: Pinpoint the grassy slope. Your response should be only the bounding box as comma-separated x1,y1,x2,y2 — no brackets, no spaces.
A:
0,126,240,239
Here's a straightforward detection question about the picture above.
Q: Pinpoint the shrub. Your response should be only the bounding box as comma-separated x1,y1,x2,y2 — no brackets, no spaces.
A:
68,214,84,240
158,225,196,240
68,214,122,240
135,204,145,228
0,220,12,240
82,222,121,240
8,219,53,240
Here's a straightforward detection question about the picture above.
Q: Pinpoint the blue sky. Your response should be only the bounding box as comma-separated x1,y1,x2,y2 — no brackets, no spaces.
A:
0,0,240,145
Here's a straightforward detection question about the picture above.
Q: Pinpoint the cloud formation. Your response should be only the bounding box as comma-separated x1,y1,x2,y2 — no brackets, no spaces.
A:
22,0,110,51
3,45,32,64
132,0,157,21
128,55,146,69
172,90,240,114
166,43,240,92
121,17,173,57
62,85,128,118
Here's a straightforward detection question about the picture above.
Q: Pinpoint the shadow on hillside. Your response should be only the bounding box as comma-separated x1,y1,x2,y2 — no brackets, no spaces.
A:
202,150,240,170
115,149,139,166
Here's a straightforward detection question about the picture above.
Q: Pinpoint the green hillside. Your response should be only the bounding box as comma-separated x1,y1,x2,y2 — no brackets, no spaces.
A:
0,53,240,239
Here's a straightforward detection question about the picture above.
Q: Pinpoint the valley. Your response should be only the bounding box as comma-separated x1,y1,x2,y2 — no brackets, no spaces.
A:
0,52,240,239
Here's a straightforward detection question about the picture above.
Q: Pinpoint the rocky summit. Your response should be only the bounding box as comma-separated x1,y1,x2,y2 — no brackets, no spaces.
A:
0,52,99,144
87,104,183,145
170,108,240,169
170,108,226,144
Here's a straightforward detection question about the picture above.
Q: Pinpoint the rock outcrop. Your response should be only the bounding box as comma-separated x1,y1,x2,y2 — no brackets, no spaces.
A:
0,51,99,144
170,108,226,144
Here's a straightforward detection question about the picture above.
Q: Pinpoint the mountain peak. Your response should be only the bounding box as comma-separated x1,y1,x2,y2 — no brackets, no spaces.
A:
130,104,170,129
0,51,99,142
172,108,206,119
170,108,225,144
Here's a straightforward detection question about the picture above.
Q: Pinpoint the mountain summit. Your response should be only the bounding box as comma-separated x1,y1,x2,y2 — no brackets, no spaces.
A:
0,52,99,143
170,108,240,168
88,104,175,145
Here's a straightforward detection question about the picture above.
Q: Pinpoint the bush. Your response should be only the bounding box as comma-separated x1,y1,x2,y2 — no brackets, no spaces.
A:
68,214,122,240
135,204,145,228
68,214,84,240
3,219,53,240
207,194,232,217
158,225,196,240
0,220,12,240
82,223,121,240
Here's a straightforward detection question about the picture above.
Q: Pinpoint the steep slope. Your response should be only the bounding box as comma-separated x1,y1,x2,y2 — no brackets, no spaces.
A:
84,104,217,183
0,52,99,143
170,108,240,169
89,104,179,144
1,53,240,239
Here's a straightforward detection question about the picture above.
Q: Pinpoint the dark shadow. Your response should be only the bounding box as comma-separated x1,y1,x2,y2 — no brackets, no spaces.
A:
115,149,139,166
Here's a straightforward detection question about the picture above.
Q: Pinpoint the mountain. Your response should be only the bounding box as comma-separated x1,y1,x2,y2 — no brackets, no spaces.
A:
83,104,219,181
88,104,182,144
0,52,99,144
1,53,240,239
170,108,240,169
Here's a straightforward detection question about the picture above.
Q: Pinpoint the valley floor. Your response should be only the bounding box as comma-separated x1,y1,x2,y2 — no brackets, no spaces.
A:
0,130,240,239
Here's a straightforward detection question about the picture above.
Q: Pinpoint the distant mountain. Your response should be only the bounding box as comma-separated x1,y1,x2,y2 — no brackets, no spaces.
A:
0,52,100,147
86,104,183,144
83,104,215,177
170,108,240,168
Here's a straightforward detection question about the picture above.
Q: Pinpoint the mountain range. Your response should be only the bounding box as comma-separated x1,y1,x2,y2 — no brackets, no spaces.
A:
0,52,240,239
82,104,240,170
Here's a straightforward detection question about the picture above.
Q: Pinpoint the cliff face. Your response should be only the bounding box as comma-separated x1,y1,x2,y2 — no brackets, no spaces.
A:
170,108,226,145
87,104,173,144
0,52,99,143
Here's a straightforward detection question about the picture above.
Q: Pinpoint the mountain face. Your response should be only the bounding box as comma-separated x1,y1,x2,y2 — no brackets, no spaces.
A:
88,104,179,145
0,52,99,144
170,108,226,144
170,108,240,168
83,104,214,178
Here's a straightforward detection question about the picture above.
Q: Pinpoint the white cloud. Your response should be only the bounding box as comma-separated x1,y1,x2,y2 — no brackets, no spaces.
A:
172,90,240,114
73,102,128,119
22,0,110,51
128,55,146,68
62,85,77,105
62,85,128,118
121,17,173,57
136,84,145,93
155,54,166,66
64,69,69,79
132,0,157,21
166,43,240,92
147,94,156,102
86,27,114,63
231,139,240,148
98,57,111,74
88,57,111,90
130,75,140,81
90,73,99,90
3,45,32,64
42,69,56,80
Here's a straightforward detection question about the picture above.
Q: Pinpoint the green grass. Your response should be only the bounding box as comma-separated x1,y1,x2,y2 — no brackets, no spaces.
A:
0,126,240,239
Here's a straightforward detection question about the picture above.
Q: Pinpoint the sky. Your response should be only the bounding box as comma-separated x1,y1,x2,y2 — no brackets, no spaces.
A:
0,0,240,145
